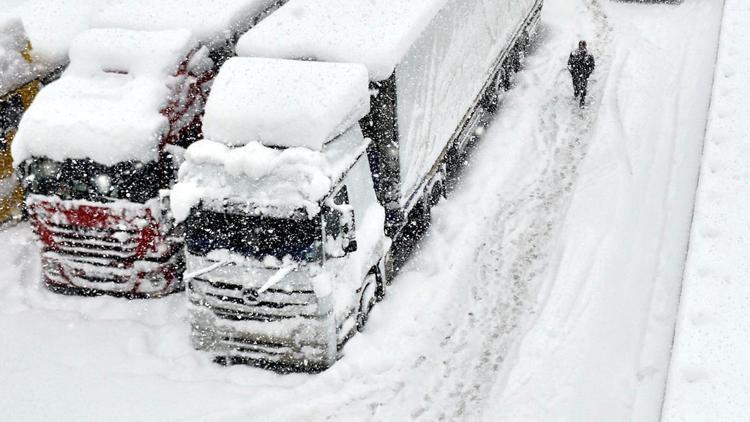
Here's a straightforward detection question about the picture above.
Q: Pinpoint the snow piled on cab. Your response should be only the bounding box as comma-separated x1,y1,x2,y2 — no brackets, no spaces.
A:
172,57,371,222
171,127,370,222
7,0,281,71
663,0,750,420
0,16,35,95
6,0,102,70
93,0,280,52
203,57,370,150
236,0,450,81
12,28,197,166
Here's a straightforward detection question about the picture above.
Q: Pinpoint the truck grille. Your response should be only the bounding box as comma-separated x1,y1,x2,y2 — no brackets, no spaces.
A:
27,195,170,261
188,276,320,323
27,195,183,296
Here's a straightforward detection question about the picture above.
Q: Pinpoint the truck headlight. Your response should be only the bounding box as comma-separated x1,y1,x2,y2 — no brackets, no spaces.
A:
40,160,60,177
94,174,111,194
22,174,35,188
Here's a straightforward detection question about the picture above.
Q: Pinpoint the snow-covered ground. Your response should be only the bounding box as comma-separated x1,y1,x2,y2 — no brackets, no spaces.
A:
490,0,723,420
0,0,727,420
661,0,750,420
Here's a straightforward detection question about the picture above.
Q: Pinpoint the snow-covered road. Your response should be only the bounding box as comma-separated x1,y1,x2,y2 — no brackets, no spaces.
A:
492,0,723,420
0,0,724,421
662,0,749,419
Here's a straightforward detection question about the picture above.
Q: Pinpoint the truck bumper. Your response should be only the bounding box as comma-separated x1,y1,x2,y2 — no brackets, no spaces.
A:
189,304,336,372
185,255,337,371
27,195,184,298
41,253,183,298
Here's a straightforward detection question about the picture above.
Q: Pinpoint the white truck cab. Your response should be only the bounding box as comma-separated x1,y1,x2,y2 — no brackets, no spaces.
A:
172,58,388,369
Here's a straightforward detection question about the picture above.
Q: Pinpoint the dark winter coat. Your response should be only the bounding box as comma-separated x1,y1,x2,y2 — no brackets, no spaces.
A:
568,49,595,80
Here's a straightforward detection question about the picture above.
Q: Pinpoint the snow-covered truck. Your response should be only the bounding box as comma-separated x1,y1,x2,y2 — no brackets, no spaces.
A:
90,0,287,69
236,0,542,244
173,58,382,369
10,0,287,298
0,17,41,223
9,0,288,87
11,28,213,297
175,0,543,369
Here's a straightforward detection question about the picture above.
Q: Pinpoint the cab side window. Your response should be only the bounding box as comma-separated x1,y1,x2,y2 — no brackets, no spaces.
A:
324,185,357,255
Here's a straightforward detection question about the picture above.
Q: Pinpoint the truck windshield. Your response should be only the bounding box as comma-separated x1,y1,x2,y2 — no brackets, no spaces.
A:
186,208,322,262
20,155,175,203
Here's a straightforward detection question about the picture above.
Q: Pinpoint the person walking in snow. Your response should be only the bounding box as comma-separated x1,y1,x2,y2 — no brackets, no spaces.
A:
568,40,595,107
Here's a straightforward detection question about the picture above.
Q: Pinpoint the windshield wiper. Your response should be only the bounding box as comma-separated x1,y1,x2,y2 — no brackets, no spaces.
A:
184,258,233,280
257,262,298,294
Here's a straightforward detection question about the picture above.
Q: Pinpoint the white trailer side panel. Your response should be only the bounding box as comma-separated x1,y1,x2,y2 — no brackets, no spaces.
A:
395,0,537,203
235,0,451,82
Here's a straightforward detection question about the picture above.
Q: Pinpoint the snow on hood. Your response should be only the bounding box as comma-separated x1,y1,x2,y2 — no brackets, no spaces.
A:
12,28,197,167
236,0,450,81
203,57,370,150
0,16,35,95
171,126,370,222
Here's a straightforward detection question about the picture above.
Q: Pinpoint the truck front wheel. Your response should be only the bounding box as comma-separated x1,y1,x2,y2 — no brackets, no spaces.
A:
483,69,511,114
356,270,379,331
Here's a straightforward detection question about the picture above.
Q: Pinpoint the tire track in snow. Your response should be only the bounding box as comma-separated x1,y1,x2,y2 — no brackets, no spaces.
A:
224,1,616,419
404,1,615,420
290,2,616,420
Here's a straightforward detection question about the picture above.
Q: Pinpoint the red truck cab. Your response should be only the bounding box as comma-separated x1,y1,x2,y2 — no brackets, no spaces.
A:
12,28,214,297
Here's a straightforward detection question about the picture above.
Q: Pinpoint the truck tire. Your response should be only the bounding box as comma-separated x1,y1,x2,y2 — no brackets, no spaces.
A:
519,28,532,53
481,74,500,113
382,250,396,286
445,145,463,179
511,46,522,73
429,180,445,207
483,68,511,114
356,271,378,331
374,258,388,299
414,198,432,232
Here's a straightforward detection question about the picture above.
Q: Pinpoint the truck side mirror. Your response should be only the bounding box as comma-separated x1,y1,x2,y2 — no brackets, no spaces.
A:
159,189,170,212
341,206,357,253
159,189,172,230
344,239,358,253
323,206,342,239
322,204,357,256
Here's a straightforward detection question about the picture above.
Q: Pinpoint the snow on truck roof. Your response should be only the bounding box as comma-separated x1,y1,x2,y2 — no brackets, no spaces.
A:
93,0,279,51
170,57,372,221
6,0,280,70
0,16,35,95
67,28,197,78
3,0,102,71
203,57,370,150
172,127,370,222
12,28,198,167
236,0,450,81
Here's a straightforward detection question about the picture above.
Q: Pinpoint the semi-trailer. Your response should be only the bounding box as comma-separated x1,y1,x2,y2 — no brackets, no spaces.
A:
11,0,287,298
174,0,543,369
